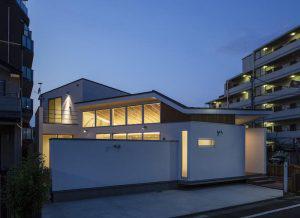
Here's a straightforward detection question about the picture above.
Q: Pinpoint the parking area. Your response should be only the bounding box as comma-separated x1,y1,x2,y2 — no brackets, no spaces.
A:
43,184,282,218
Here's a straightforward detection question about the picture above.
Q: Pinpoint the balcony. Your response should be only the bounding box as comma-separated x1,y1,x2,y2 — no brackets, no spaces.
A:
268,130,300,139
16,0,28,15
22,128,33,140
255,87,300,105
227,82,251,95
22,35,34,52
0,93,21,120
22,66,33,81
255,61,300,87
255,39,300,67
265,107,300,122
21,97,33,110
228,99,251,108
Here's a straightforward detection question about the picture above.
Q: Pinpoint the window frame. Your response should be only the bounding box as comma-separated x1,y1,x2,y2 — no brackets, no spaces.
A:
48,97,62,124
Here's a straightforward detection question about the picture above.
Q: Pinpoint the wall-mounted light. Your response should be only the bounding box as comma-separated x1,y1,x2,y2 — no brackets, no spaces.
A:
290,32,296,36
290,75,296,78
262,47,268,51
83,129,87,133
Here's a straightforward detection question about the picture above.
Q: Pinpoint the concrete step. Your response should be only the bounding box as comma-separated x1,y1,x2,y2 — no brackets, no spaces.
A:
249,178,277,185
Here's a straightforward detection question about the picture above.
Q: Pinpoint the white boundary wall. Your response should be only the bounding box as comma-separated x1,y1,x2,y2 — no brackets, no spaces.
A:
50,139,178,191
245,128,266,174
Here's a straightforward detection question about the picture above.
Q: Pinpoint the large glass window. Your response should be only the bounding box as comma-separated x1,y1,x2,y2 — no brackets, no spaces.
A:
143,132,160,140
127,105,142,125
127,133,142,140
82,111,95,127
48,97,62,123
112,107,126,126
112,133,127,140
96,134,111,140
144,103,160,123
96,109,111,126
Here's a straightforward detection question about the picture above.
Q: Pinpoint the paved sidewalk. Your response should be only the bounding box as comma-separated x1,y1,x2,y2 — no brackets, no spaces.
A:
43,184,282,218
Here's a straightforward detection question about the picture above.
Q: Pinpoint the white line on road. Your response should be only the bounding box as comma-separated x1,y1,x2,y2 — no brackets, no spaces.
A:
242,203,300,218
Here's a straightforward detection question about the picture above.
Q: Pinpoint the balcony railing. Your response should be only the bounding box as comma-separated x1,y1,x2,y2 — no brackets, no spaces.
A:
265,107,300,122
16,0,28,15
22,35,34,52
43,109,78,124
0,93,21,112
22,66,33,81
22,128,33,140
21,97,33,110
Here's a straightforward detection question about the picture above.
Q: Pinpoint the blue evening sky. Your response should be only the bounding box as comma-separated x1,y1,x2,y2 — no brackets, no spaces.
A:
27,0,300,110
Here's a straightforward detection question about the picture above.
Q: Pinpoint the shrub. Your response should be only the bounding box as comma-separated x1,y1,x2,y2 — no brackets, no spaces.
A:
5,154,51,218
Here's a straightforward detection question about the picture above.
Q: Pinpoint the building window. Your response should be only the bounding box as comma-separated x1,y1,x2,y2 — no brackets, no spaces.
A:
112,107,126,126
48,97,62,123
82,111,95,127
0,80,5,96
127,133,142,140
181,131,188,178
143,132,160,140
144,103,160,124
112,133,127,140
198,138,215,147
96,109,111,127
127,105,142,125
96,134,111,140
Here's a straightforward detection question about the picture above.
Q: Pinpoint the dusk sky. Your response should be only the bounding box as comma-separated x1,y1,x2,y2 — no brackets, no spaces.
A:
28,0,300,112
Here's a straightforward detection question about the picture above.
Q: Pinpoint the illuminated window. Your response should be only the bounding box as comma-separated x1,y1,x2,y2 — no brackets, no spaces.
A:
127,105,142,125
144,103,160,124
127,133,142,140
112,107,126,126
198,138,215,147
181,131,188,178
112,133,127,140
143,132,160,140
48,97,62,123
82,111,95,127
96,109,111,126
96,134,111,140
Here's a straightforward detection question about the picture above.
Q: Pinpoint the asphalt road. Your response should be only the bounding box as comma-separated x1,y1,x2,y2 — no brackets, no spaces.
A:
184,196,300,218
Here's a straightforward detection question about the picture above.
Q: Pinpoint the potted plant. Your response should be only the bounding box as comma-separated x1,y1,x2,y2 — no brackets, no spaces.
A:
4,154,51,218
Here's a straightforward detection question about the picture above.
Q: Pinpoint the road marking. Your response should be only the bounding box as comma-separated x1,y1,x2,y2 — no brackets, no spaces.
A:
242,203,300,218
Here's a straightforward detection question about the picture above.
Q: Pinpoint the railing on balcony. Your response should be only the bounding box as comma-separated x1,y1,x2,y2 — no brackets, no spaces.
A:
22,35,34,52
16,0,28,15
22,127,33,140
0,92,21,112
43,109,78,125
21,97,33,110
22,66,33,81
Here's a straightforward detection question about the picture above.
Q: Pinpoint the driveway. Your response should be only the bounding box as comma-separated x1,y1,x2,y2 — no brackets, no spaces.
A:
43,184,282,218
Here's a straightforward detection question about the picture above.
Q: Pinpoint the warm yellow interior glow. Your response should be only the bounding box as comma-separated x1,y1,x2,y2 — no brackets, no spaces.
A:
112,133,127,140
144,103,160,124
42,134,72,168
112,107,126,126
48,97,62,123
96,134,111,140
127,105,142,125
82,111,95,127
181,130,188,178
198,138,215,147
143,132,160,140
127,133,142,140
96,109,110,126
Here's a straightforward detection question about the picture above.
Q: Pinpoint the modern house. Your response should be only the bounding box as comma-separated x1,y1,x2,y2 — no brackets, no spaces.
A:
207,26,300,146
0,0,34,171
36,78,270,200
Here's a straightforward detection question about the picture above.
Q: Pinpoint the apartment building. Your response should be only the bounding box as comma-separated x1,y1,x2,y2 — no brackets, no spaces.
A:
207,26,300,145
0,0,34,170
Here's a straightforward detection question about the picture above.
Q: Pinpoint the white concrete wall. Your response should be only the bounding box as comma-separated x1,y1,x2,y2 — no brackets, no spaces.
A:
188,122,245,181
50,139,178,191
245,128,266,174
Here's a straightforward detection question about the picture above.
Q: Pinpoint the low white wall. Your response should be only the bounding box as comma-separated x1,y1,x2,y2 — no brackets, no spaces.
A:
50,139,178,191
245,128,266,174
188,122,246,181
